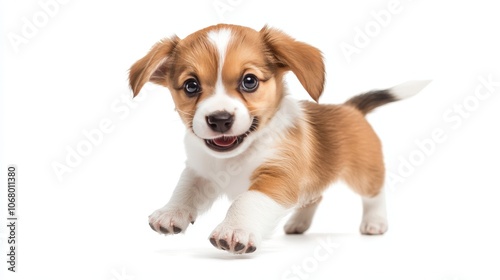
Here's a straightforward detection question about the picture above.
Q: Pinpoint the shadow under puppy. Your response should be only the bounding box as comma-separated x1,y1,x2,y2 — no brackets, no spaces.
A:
129,24,429,254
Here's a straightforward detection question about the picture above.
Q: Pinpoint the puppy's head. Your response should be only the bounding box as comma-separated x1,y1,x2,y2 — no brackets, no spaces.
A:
129,24,324,158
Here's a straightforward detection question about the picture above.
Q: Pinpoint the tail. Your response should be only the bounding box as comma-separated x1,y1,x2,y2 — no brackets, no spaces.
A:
345,80,431,115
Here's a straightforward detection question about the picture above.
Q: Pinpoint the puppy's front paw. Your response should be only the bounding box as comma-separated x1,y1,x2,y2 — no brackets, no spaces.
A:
209,223,260,254
360,215,388,235
148,206,196,235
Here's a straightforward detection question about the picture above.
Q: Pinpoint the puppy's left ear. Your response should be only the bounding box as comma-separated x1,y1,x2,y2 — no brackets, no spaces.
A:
129,36,180,97
260,26,325,102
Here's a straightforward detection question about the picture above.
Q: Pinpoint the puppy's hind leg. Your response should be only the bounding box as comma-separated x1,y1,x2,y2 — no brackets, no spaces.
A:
284,196,322,234
360,189,388,235
344,166,388,235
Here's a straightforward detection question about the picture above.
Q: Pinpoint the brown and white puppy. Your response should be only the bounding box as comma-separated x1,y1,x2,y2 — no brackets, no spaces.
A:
129,24,429,254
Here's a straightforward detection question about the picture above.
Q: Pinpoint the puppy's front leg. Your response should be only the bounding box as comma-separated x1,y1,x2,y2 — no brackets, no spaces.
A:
149,167,219,235
209,190,288,254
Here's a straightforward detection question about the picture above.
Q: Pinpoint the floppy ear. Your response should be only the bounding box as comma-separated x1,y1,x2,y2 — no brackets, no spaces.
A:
260,26,325,102
129,36,180,97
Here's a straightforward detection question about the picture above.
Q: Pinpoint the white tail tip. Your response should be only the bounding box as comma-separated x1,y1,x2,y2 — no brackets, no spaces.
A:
390,80,432,100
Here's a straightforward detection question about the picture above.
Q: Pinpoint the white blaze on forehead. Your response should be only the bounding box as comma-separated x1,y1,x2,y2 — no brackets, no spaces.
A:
207,28,233,95
192,28,252,146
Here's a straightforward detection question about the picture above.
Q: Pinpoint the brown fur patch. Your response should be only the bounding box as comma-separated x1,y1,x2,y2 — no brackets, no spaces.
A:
250,102,385,206
165,30,220,126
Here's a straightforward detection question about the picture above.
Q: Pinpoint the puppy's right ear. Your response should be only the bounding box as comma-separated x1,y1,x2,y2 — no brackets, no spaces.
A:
129,36,180,97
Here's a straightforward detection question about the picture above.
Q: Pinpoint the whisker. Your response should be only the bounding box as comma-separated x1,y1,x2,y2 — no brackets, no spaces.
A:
175,108,195,117
248,107,278,113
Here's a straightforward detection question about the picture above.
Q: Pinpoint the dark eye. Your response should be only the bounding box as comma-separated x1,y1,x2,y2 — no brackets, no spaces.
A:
240,74,259,93
183,78,201,97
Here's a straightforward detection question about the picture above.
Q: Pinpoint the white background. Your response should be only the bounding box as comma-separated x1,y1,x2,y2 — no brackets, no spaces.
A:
1,0,499,279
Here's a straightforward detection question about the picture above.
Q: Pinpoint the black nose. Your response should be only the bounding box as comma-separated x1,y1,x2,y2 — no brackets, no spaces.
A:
206,111,234,133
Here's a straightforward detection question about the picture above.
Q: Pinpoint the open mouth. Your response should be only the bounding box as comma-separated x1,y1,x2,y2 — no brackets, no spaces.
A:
204,118,258,152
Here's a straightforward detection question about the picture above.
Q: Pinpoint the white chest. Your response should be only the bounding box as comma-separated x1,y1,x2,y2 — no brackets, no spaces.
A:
185,135,274,200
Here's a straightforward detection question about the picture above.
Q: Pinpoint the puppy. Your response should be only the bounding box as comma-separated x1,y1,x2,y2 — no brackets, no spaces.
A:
129,24,429,254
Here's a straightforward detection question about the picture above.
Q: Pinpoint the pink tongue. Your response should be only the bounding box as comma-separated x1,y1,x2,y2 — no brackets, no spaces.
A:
213,136,237,147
